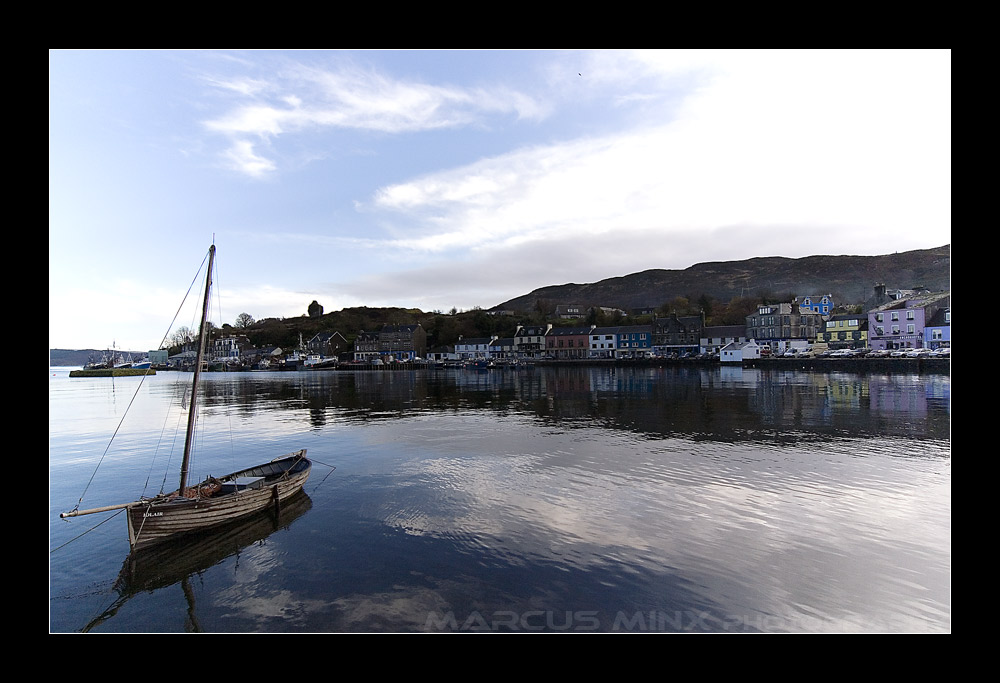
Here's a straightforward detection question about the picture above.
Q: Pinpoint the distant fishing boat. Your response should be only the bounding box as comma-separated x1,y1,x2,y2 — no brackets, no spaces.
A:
61,244,315,550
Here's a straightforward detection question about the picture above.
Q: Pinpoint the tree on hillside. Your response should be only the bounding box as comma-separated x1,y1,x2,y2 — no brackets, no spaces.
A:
235,312,255,328
660,296,699,316
710,297,759,326
697,294,715,319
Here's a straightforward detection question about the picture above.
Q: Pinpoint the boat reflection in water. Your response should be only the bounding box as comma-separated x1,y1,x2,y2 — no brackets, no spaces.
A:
83,490,312,632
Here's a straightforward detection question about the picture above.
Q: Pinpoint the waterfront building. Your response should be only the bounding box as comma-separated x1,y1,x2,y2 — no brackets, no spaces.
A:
721,340,761,363
745,302,823,354
212,335,250,362
700,325,748,355
615,325,653,358
379,323,427,361
514,324,551,359
307,331,349,358
426,345,457,362
868,291,950,351
546,326,594,359
489,337,515,360
353,330,381,362
168,349,198,370
589,326,619,358
652,313,703,356
819,315,867,350
924,307,951,349
455,336,496,360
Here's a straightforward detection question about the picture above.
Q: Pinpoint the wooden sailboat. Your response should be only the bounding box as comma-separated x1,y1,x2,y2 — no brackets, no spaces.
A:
61,244,313,551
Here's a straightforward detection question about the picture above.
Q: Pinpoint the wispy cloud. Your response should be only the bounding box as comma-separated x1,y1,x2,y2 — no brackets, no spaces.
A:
202,61,547,177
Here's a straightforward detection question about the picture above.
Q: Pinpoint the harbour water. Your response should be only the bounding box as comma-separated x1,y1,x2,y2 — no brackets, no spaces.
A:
49,364,950,633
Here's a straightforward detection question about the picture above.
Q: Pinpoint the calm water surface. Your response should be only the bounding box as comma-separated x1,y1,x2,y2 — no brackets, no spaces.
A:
49,365,950,632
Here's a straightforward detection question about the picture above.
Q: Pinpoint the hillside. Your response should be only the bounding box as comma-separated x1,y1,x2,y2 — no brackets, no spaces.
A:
493,245,951,313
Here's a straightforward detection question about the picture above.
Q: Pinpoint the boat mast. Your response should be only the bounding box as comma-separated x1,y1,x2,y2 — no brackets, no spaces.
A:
178,244,215,495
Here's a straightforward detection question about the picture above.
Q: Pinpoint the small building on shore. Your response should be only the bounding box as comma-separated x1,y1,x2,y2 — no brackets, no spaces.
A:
721,340,761,363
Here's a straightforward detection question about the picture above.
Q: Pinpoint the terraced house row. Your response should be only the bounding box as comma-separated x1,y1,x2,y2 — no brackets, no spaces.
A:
206,285,950,366
435,285,951,362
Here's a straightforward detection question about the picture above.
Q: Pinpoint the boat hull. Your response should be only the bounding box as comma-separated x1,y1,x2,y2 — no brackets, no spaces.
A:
126,451,311,550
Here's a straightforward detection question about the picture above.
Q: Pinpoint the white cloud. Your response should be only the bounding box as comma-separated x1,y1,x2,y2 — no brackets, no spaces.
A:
202,62,547,178
361,49,950,260
221,140,277,177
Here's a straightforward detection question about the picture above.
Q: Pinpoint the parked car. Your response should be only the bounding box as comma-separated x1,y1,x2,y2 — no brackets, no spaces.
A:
930,347,951,357
830,349,855,357
868,349,890,358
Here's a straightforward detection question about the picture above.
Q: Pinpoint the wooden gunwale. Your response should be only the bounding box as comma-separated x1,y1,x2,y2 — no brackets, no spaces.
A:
127,450,310,549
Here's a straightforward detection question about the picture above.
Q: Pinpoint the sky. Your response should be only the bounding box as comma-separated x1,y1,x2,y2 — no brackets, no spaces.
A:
49,49,951,352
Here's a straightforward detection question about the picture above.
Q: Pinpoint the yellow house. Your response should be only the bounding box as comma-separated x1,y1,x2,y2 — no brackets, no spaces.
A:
818,315,868,349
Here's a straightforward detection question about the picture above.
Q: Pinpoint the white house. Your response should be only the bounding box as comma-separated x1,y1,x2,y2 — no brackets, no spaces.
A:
700,325,748,355
455,336,496,360
588,326,619,358
721,340,761,363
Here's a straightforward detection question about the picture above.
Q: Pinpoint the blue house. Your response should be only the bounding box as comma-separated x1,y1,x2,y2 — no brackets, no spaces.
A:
798,294,833,315
615,325,652,358
924,306,951,349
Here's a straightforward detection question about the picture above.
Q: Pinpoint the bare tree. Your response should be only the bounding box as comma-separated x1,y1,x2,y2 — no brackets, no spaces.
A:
235,312,255,328
170,326,195,347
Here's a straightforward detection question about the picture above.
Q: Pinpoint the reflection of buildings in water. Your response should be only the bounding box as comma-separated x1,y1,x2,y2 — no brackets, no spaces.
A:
718,365,762,386
194,367,949,441
868,374,931,416
818,372,868,411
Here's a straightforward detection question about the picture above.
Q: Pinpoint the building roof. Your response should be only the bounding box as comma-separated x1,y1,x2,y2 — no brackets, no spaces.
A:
870,290,950,313
721,340,758,350
547,326,593,336
456,337,494,345
703,325,745,336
